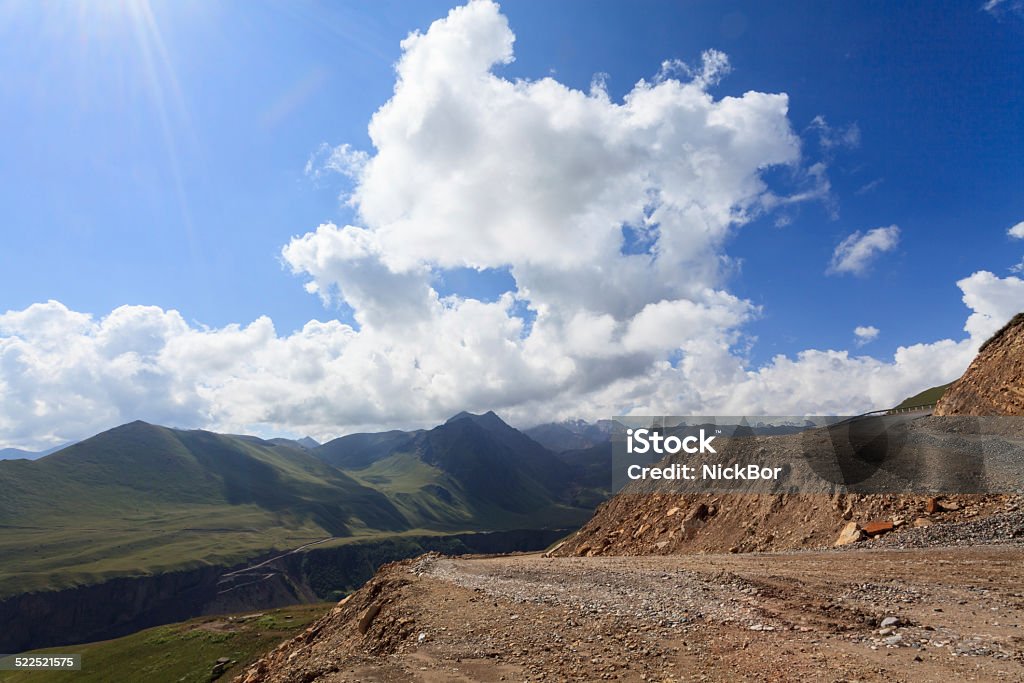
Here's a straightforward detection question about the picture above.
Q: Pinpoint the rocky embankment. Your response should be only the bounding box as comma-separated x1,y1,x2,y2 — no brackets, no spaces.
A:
550,411,1024,557
548,491,1023,557
552,413,1024,557
935,312,1024,416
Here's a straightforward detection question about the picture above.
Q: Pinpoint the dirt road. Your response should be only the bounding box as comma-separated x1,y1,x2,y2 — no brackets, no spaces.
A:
237,544,1024,682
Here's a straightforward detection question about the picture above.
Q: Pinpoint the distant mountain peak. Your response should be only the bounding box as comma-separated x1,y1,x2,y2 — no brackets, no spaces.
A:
445,410,506,428
447,410,487,421
116,419,161,432
297,436,320,449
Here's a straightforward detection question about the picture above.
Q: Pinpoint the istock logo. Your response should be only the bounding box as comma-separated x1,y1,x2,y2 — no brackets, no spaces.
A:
626,428,716,455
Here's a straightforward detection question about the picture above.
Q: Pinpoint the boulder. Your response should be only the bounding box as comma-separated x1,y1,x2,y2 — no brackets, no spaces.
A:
862,520,895,537
358,603,382,635
834,522,864,546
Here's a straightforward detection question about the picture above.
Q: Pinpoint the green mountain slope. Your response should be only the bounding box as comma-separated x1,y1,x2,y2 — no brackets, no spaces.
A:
315,429,421,470
0,422,406,596
893,382,952,409
1,603,331,683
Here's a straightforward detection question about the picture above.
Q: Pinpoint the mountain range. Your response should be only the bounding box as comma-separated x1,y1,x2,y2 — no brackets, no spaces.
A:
0,412,610,598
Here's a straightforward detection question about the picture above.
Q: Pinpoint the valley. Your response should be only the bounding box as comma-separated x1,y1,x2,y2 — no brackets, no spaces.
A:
0,528,570,654
0,412,609,653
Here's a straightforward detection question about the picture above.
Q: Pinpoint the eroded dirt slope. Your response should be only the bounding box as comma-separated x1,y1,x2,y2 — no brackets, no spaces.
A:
549,491,1020,557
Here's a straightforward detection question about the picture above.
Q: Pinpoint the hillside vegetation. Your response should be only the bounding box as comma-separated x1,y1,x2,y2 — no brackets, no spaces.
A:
893,382,952,409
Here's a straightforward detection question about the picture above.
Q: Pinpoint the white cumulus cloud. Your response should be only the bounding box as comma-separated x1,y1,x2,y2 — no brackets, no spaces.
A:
827,225,901,276
854,326,880,345
1008,221,1024,239
1,1,1021,450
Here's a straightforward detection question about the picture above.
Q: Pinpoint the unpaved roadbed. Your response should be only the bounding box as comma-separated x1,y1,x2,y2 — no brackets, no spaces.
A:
237,545,1024,682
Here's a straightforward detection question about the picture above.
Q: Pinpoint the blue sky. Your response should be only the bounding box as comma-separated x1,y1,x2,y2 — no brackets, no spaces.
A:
2,1,1020,354
0,0,1022,446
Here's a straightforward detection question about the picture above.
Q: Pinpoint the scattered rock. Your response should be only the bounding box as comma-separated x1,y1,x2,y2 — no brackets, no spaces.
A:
543,541,565,558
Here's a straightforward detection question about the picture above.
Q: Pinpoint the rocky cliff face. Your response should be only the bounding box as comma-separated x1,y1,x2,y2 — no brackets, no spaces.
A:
935,313,1024,416
0,566,225,654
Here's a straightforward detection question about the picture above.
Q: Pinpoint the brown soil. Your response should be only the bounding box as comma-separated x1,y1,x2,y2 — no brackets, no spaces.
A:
935,312,1024,416
235,545,1024,682
549,493,1021,557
